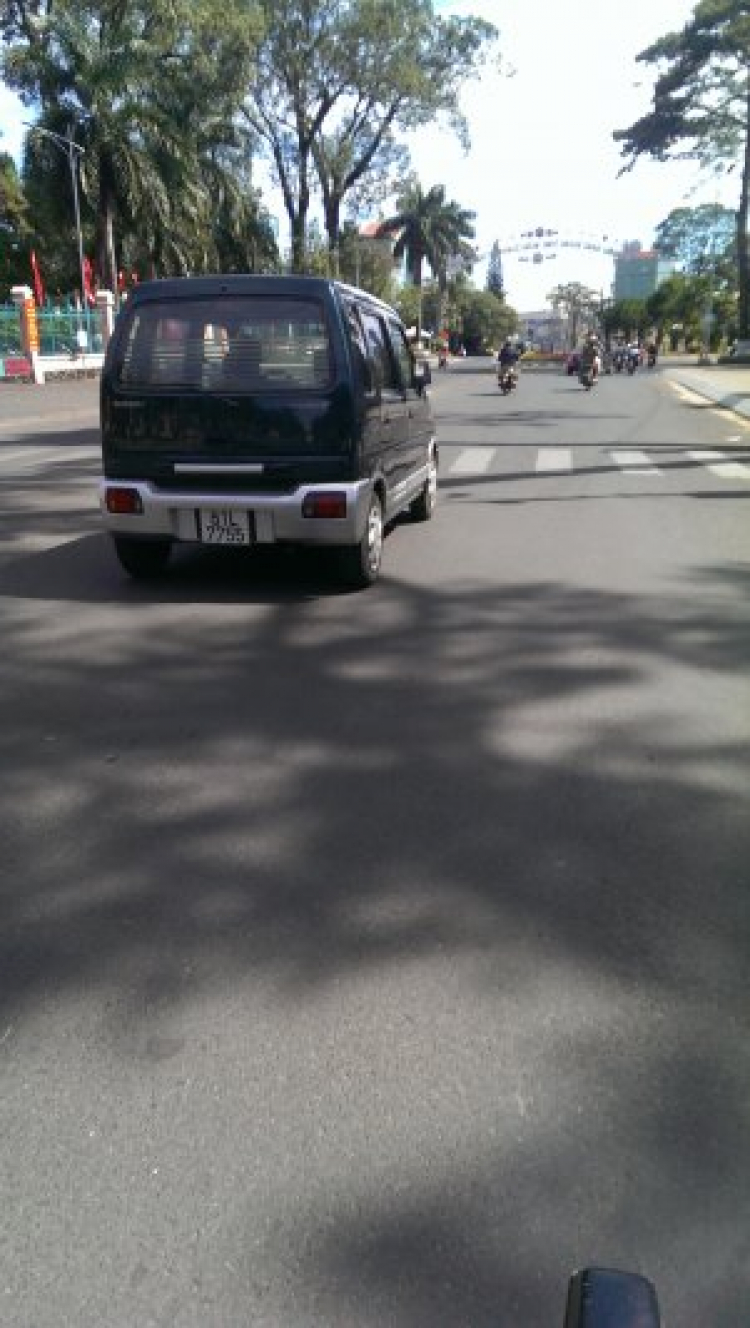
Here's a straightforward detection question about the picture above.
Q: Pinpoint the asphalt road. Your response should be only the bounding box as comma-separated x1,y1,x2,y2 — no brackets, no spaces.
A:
1,364,749,1327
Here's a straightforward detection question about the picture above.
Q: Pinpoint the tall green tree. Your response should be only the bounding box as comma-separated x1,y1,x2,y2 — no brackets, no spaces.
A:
456,286,516,354
376,180,476,333
0,148,28,295
614,0,750,337
1,0,261,290
243,0,496,271
0,148,25,233
646,270,736,347
547,281,600,347
486,240,505,299
337,221,399,299
602,297,649,341
311,0,496,259
654,202,736,274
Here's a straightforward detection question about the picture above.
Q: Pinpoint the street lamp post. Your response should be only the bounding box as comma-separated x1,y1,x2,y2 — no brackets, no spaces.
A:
24,122,87,336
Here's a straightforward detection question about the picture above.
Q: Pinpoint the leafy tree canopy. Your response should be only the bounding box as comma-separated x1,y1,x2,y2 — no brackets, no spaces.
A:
613,0,750,334
653,202,736,274
455,286,516,354
378,179,476,287
0,0,265,288
547,281,601,346
602,297,649,339
645,269,736,346
0,148,25,227
0,149,29,294
376,178,476,333
244,0,497,269
486,239,504,298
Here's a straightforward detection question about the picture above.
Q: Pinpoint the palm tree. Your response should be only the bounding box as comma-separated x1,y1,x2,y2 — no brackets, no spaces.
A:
377,181,476,334
13,0,259,291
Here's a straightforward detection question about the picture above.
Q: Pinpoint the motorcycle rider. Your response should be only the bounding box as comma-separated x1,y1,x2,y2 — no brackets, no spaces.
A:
579,332,601,382
497,337,519,387
626,341,641,373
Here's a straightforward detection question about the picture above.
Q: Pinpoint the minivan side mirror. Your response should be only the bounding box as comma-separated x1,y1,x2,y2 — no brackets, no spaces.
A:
564,1268,661,1328
413,360,431,391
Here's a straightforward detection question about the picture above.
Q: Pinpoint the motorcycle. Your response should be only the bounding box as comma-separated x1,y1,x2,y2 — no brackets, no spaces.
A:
626,353,638,375
497,364,517,394
578,361,597,390
647,348,657,368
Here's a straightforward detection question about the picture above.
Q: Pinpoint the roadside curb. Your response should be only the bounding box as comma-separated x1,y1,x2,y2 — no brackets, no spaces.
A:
664,368,750,425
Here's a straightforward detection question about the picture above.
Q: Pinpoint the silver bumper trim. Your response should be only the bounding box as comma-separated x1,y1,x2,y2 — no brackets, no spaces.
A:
99,478,376,546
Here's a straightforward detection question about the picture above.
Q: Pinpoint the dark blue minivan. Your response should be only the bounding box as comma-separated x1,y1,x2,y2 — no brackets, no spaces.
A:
99,275,437,587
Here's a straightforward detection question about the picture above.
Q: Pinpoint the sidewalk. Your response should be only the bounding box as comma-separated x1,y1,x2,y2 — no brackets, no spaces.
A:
661,355,750,424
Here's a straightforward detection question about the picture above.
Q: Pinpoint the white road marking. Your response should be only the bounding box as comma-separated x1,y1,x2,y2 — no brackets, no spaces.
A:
668,380,750,430
687,450,750,480
668,381,709,406
535,448,571,472
449,447,495,475
0,409,97,436
0,444,98,468
610,450,661,475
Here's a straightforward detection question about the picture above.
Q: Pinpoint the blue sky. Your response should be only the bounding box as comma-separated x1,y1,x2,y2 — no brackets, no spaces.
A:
411,0,735,309
0,0,736,310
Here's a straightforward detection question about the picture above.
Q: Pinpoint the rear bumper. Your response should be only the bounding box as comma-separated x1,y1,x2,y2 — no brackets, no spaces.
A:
98,478,375,547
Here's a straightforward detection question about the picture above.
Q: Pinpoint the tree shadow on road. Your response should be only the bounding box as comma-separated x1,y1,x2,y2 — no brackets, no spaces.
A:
1,549,748,1326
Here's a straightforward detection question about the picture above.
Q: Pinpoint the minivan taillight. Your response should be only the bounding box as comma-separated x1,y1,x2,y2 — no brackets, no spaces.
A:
302,491,347,519
105,486,143,515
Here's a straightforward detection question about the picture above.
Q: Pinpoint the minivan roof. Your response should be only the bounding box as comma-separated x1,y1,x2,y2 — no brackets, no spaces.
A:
121,274,400,320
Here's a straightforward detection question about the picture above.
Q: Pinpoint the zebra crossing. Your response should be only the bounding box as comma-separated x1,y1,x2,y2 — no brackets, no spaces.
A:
441,445,750,482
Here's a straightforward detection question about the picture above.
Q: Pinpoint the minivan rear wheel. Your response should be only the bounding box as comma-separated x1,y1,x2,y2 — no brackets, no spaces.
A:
339,491,383,589
113,535,172,579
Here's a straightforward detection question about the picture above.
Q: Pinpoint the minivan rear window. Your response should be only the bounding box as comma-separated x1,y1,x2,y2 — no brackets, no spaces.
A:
116,297,333,392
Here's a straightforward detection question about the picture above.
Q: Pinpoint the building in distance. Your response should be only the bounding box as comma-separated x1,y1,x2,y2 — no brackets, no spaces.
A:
614,243,677,300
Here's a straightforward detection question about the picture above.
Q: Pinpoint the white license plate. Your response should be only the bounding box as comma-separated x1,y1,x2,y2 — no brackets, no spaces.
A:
197,507,253,545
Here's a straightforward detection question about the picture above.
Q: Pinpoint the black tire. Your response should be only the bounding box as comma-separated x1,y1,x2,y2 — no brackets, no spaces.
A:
410,455,437,522
339,491,383,589
113,535,172,579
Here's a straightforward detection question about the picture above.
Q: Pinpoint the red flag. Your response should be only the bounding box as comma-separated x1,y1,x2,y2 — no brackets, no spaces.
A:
30,250,45,306
83,256,97,307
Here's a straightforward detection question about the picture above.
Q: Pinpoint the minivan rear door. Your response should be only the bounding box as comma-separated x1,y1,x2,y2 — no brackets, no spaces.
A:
102,294,355,486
